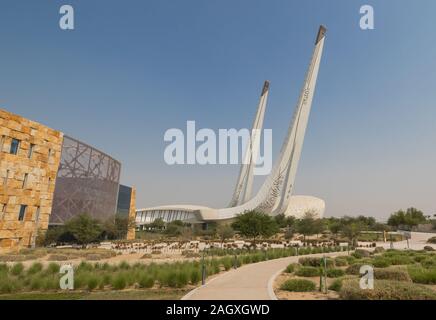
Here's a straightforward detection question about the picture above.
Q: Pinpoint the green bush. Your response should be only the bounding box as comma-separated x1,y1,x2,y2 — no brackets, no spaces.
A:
46,263,60,274
295,266,321,277
328,278,343,292
27,262,43,275
285,263,298,274
339,279,436,300
374,268,411,282
11,263,24,276
111,273,127,290
372,258,391,268
87,276,100,291
345,263,365,275
352,249,370,259
326,268,345,278
407,266,436,284
138,275,154,288
30,277,43,290
387,255,414,265
334,257,348,267
298,257,334,268
373,247,385,254
280,279,316,292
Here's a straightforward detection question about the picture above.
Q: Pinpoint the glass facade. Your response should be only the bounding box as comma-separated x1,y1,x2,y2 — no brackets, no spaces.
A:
116,184,132,219
50,136,121,224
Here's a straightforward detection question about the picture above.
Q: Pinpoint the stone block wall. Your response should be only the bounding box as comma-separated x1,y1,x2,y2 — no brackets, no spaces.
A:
0,109,63,252
127,187,136,240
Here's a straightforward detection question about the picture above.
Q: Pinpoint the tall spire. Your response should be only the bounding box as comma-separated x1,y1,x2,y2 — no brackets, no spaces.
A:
228,80,270,207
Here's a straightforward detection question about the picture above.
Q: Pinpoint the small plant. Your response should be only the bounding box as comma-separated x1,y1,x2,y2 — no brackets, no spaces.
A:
87,276,100,291
27,262,43,275
295,266,321,277
334,257,348,267
407,266,436,284
11,263,24,276
285,263,298,273
426,236,436,244
46,263,60,274
374,268,411,282
326,268,345,278
280,279,316,292
138,275,154,288
111,273,127,290
372,258,391,268
328,278,343,292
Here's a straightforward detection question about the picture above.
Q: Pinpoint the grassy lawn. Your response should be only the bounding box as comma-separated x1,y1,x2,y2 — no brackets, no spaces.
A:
0,288,189,300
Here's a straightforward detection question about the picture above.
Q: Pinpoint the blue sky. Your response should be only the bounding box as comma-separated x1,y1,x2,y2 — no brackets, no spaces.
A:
1,0,435,220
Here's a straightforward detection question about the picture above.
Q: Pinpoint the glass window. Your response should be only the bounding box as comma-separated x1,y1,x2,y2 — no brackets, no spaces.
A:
18,205,27,221
28,144,35,159
10,138,20,155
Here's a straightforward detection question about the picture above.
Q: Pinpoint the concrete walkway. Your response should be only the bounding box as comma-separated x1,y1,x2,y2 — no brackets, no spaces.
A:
182,251,349,300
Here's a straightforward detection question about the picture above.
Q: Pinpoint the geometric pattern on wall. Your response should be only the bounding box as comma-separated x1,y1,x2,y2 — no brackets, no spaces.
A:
50,136,121,224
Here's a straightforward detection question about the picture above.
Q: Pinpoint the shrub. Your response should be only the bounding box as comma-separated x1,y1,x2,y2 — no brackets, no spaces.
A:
138,275,154,288
285,263,298,274
346,263,365,275
11,263,24,276
47,254,69,261
77,261,94,272
118,261,130,270
374,268,411,282
326,268,345,278
334,257,348,267
339,279,436,300
27,262,43,275
280,279,316,292
372,258,391,268
423,246,435,251
352,249,370,259
373,247,385,254
407,266,436,284
387,255,413,265
85,254,103,261
87,276,100,291
182,251,201,258
30,277,43,290
151,250,162,255
111,273,127,290
141,253,153,259
328,278,343,292
295,266,321,277
298,257,334,268
190,269,201,284
421,257,436,268
46,263,60,274
427,236,436,244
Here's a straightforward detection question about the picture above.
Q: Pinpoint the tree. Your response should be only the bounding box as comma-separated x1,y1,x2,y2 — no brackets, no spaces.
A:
102,216,136,240
216,224,234,246
296,211,324,242
64,213,102,246
231,211,279,244
274,214,296,229
388,208,427,229
341,222,363,247
148,218,166,231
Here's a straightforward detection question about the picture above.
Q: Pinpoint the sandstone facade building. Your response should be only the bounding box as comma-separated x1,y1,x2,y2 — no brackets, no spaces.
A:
0,109,63,252
0,109,135,252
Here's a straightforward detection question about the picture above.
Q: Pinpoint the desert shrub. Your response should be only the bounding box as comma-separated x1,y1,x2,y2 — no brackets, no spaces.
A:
345,256,356,264
10,263,24,276
77,261,94,272
423,246,435,251
111,273,127,290
427,237,436,244
372,258,391,268
47,254,69,261
285,263,298,273
42,276,59,291
0,278,19,293
373,247,385,254
87,276,100,291
346,263,365,275
352,249,370,259
280,279,316,292
45,263,60,274
407,266,436,284
421,257,436,268
190,269,201,284
334,257,348,267
118,261,130,270
27,262,43,275
220,257,233,271
295,266,321,277
328,278,343,291
387,255,413,265
30,277,43,290
138,275,154,288
374,268,411,282
298,257,334,268
326,268,345,278
339,279,436,300
141,253,153,259
182,251,201,258
151,250,162,255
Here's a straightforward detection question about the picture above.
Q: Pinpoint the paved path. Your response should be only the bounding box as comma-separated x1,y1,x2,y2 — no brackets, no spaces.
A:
182,251,348,300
